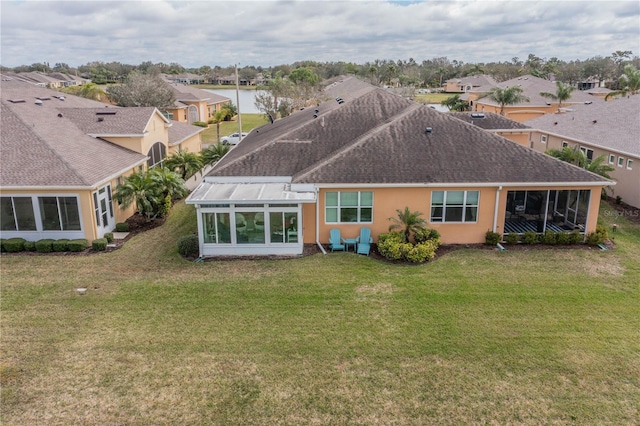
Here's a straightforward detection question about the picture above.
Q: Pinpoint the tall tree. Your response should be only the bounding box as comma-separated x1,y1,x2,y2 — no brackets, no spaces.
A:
484,86,530,115
163,150,203,181
106,71,175,108
540,81,576,111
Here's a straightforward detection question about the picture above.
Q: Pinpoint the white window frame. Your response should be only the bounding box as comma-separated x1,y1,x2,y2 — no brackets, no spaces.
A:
540,135,547,144
562,141,569,148
608,154,615,165
325,191,374,224
430,190,480,224
618,156,625,167
627,159,633,170
580,146,594,161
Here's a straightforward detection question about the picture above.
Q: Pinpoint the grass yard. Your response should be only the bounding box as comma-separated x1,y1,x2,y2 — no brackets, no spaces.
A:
1,202,639,425
201,114,269,144
414,92,452,104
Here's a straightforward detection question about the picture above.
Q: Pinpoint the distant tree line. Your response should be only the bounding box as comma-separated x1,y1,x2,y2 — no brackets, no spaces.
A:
2,50,638,89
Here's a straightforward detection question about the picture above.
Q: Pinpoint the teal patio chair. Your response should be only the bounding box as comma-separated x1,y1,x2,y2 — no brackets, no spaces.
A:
329,228,345,252
356,227,373,256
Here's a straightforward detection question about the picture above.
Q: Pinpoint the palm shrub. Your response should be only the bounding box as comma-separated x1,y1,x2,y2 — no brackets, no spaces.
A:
388,207,428,243
200,144,230,167
163,150,203,180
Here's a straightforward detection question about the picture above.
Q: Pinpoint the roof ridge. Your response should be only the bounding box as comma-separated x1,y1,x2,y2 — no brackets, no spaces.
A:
294,102,422,182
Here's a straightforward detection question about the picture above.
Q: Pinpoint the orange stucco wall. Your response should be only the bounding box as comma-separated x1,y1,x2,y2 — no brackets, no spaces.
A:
169,133,203,156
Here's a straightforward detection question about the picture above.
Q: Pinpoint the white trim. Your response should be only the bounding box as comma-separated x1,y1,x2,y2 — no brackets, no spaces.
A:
313,181,612,189
87,133,146,138
618,156,625,167
203,176,292,184
627,159,633,170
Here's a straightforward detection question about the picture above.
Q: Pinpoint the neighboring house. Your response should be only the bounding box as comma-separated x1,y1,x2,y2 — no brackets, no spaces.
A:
48,72,89,87
524,95,640,208
585,87,614,101
472,75,603,122
164,82,231,124
449,112,532,147
444,74,498,93
163,73,206,85
0,77,205,242
186,77,611,258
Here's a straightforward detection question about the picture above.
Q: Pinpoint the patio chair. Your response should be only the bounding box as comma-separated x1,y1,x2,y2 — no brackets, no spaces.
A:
356,227,373,256
329,228,345,252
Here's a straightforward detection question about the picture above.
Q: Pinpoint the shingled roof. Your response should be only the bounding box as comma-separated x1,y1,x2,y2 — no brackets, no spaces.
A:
207,77,609,186
1,78,147,188
449,112,531,130
525,95,640,157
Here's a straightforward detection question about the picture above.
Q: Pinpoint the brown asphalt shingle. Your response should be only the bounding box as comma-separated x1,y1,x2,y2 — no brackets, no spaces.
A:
208,77,609,186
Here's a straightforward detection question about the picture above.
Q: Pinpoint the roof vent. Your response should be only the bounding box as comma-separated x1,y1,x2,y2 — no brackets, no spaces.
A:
470,113,485,118
36,97,51,101
96,111,117,115
8,99,26,103
35,99,43,106
314,109,319,113
425,127,433,134
584,101,592,104
97,117,105,122
313,114,318,118
58,113,63,118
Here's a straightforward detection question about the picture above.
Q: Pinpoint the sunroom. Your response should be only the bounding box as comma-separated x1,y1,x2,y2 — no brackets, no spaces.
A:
185,180,316,257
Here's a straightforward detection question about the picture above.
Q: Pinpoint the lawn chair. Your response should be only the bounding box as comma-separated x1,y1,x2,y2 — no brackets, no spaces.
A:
329,228,345,252
356,227,373,256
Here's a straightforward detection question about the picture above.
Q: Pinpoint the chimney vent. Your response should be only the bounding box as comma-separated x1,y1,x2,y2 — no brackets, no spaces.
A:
425,127,432,134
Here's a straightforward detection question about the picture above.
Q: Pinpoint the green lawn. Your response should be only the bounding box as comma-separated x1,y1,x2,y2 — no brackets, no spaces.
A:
201,114,269,144
1,202,639,424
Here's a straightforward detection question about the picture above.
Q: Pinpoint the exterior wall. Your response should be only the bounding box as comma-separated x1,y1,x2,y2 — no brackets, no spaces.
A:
302,202,316,244
102,114,170,158
528,130,640,208
169,133,203,156
165,106,188,123
474,103,554,122
444,81,463,92
495,131,531,147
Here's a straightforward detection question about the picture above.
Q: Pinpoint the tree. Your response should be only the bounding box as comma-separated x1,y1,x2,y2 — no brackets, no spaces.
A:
150,167,188,202
106,71,176,108
540,81,576,111
163,150,203,181
605,65,640,99
484,86,529,115
388,207,428,243
114,171,163,221
200,144,230,167
441,94,469,111
547,148,615,195
208,109,228,141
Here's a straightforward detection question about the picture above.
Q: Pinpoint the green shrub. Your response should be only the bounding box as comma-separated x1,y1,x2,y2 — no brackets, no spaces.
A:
377,231,439,263
586,225,608,245
522,231,539,245
541,231,557,245
414,228,440,244
177,234,199,257
104,232,114,243
35,239,55,253
23,240,36,251
52,239,69,252
115,222,129,232
556,232,571,245
4,238,26,253
568,231,583,245
68,239,89,252
0,239,5,252
403,240,439,263
192,121,208,128
505,233,519,245
92,238,108,251
485,231,501,246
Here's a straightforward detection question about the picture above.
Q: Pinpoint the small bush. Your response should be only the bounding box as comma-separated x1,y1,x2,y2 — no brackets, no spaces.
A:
541,231,557,245
115,222,129,232
192,121,208,128
35,239,55,253
92,238,108,251
615,195,622,204
23,240,36,251
485,231,501,246
68,239,89,252
52,239,69,252
4,238,26,253
414,228,440,244
568,231,583,245
586,225,608,245
556,232,571,245
104,232,114,243
522,231,539,245
177,234,199,257
505,233,519,245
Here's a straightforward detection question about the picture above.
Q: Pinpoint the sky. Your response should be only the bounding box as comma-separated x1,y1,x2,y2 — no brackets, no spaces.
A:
1,0,639,69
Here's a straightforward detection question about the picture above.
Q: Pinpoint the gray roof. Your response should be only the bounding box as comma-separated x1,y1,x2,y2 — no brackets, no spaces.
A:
168,82,230,105
1,78,147,188
168,121,205,146
449,112,531,130
525,95,640,157
207,77,609,186
479,75,603,108
447,74,498,88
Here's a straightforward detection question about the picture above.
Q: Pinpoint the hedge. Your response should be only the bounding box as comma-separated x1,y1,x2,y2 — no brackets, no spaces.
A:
35,239,55,253
92,238,108,251
68,239,89,252
177,234,199,257
4,238,26,253
52,239,70,252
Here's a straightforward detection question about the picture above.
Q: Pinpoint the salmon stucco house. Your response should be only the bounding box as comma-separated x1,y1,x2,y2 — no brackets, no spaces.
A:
1,77,204,242
186,77,611,258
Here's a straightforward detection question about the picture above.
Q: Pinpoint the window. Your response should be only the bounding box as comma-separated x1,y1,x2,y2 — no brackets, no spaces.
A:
147,142,166,168
540,135,547,143
580,147,594,161
562,141,569,148
1,197,37,231
203,212,231,244
38,197,81,231
618,156,625,167
609,154,615,165
627,159,633,170
431,190,479,223
325,191,373,223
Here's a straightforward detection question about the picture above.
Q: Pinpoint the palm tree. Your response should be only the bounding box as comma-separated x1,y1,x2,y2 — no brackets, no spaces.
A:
441,94,469,112
163,150,202,180
388,207,428,243
114,171,162,221
149,167,188,201
605,65,640,100
546,146,585,167
540,81,576,111
208,110,227,142
585,155,616,196
485,86,529,115
200,144,230,167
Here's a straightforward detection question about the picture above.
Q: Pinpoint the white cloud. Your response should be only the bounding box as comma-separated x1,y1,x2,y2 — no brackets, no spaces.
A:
1,0,638,67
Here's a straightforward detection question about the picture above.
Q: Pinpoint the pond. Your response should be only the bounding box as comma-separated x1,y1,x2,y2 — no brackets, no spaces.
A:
204,89,265,114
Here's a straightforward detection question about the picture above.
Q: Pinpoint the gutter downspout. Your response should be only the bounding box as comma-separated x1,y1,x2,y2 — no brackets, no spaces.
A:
493,185,503,233
315,188,327,254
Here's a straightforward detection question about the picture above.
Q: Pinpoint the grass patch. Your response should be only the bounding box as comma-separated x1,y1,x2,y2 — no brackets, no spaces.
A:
201,114,268,144
414,92,451,104
1,201,639,424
